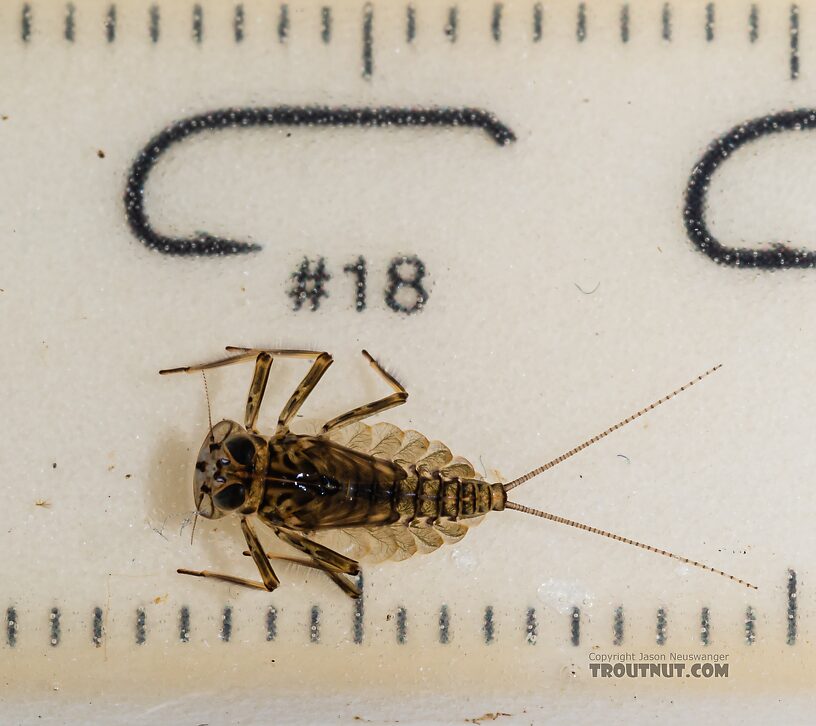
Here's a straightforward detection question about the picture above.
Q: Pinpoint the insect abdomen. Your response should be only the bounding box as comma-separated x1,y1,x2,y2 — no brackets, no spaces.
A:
395,469,505,523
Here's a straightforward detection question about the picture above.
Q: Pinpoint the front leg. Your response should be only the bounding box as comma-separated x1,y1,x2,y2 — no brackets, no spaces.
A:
178,518,280,592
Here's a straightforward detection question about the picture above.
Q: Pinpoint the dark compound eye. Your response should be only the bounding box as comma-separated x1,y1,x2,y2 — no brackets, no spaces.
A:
226,436,256,466
213,484,247,511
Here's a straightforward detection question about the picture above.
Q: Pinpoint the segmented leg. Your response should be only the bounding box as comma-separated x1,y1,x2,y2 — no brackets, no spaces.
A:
320,350,408,434
225,346,333,432
274,528,362,598
242,551,362,598
177,518,280,591
245,353,273,431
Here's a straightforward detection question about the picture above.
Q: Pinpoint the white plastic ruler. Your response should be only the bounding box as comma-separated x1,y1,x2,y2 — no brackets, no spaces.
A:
1,0,815,723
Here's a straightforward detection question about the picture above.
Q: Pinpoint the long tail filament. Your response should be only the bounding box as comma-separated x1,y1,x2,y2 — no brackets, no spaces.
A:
503,364,721,492
505,501,756,589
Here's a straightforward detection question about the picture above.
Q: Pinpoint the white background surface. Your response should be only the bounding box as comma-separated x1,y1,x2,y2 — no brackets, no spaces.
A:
1,0,814,722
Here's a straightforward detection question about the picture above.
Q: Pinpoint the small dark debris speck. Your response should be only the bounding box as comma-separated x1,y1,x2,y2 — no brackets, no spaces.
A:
97,150,106,158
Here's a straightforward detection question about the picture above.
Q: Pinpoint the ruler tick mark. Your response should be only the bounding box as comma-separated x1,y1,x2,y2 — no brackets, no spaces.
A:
445,7,458,42
266,606,277,641
278,4,289,44
790,5,800,80
310,605,320,643
620,4,629,44
179,606,190,643
700,606,710,646
745,606,755,645
21,3,31,43
656,607,667,645
353,574,364,644
705,3,714,43
221,605,232,642
234,5,245,43
576,3,586,42
532,3,543,42
105,4,116,43
406,5,416,43
65,3,76,43
149,4,160,43
362,3,374,78
396,606,407,644
661,3,671,41
749,4,759,43
135,607,146,645
787,569,797,645
570,606,580,646
492,3,503,43
6,607,17,647
192,4,203,43
613,606,624,645
526,607,537,645
50,607,60,647
92,607,103,647
484,606,495,643
439,604,450,644
321,6,332,44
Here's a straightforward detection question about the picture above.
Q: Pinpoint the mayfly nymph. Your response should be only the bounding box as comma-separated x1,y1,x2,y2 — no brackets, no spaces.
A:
160,347,755,597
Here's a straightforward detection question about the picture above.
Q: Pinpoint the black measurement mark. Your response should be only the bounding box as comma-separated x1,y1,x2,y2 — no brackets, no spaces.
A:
92,607,103,647
344,256,367,312
445,7,458,42
526,607,537,645
570,606,580,646
278,4,289,43
661,2,671,41
321,6,331,44
484,606,495,643
105,4,116,43
21,3,31,43
149,4,159,43
6,607,17,647
749,4,758,43
620,4,629,43
136,607,146,645
533,3,543,42
745,606,755,645
787,569,797,645
353,574,364,644
125,106,515,257
700,607,710,646
310,605,320,643
439,604,450,644
50,607,60,647
179,606,190,642
705,3,714,42
234,5,244,43
65,3,75,42
684,109,816,269
362,3,373,79
492,3,502,43
289,256,330,311
656,607,667,645
396,606,407,644
221,605,232,642
192,4,203,43
385,256,428,314
790,5,800,80
266,606,277,641
613,606,624,645
576,3,586,42
406,5,416,43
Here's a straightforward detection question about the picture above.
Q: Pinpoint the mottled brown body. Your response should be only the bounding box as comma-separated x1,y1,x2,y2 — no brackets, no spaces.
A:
165,347,754,597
